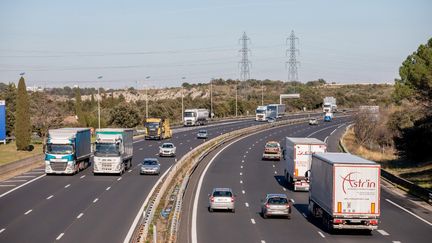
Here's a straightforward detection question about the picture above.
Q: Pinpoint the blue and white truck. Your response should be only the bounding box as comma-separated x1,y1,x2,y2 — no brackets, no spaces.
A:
93,128,133,175
267,104,286,119
324,112,333,122
45,128,92,175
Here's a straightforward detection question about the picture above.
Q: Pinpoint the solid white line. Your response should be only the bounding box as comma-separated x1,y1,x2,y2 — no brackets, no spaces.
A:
330,129,337,135
56,233,64,240
385,199,432,226
318,231,325,238
80,175,86,179
128,169,132,172
242,190,245,194
123,165,172,243
93,198,99,203
47,195,54,200
77,213,84,219
0,228,5,234
245,202,249,207
117,177,122,181
302,213,307,218
324,136,329,143
251,218,256,224
0,174,45,198
191,138,243,243
64,184,70,188
3,180,26,183
106,187,111,191
377,229,389,236
307,123,343,138
24,209,32,215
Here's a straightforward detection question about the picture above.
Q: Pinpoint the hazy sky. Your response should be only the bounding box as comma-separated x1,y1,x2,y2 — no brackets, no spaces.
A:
0,0,431,88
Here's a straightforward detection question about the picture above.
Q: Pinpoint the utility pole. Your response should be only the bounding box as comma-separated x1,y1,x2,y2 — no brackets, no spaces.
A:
286,30,300,82
181,77,186,123
238,32,251,117
97,76,103,129
261,81,264,106
210,78,213,119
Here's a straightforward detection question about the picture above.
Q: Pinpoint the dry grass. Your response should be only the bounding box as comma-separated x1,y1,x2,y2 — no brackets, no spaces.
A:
0,142,43,165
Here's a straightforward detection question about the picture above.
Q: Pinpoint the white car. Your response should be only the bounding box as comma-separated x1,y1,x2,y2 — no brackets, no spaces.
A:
309,118,318,125
208,188,235,213
159,143,176,157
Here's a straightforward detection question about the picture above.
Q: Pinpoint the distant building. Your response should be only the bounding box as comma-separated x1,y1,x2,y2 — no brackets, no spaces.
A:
26,86,44,92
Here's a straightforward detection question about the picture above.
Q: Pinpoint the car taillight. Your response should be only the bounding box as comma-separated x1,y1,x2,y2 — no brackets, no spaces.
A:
333,219,343,224
369,220,378,225
285,204,290,209
265,203,270,208
210,196,214,202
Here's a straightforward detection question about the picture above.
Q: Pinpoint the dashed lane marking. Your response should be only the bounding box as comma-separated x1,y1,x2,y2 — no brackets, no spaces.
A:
64,184,70,188
139,148,143,151
24,209,32,215
56,233,64,240
392,241,401,243
272,164,275,167
240,180,243,184
251,219,256,224
106,187,111,191
377,230,389,236
93,198,99,203
240,172,242,176
0,228,5,234
117,177,122,181
240,165,243,169
128,169,132,172
318,231,325,238
47,195,54,200
242,190,245,194
261,241,266,243
274,171,277,174
245,202,249,207
80,175,86,179
77,213,84,219
282,187,286,191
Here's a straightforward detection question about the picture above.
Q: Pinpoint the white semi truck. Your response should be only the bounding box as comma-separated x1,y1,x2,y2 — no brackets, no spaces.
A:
283,137,327,191
45,128,92,175
255,105,271,121
308,153,381,232
93,128,133,175
183,108,209,126
323,97,337,113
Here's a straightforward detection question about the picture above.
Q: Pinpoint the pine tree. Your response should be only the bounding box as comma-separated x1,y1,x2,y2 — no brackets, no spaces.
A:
75,87,86,125
15,77,31,150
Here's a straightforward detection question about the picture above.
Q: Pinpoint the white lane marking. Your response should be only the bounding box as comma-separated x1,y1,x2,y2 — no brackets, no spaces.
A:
117,177,122,181
377,229,389,236
243,155,246,158
123,165,172,243
47,195,54,200
282,187,286,191
318,231,325,238
149,144,153,147
77,213,84,219
80,175,86,179
245,202,249,207
302,213,307,218
240,180,243,184
261,241,266,243
106,187,111,191
385,199,432,226
192,138,244,243
64,184,70,188
0,185,15,187
15,175,36,178
242,190,245,194
274,171,277,174
242,160,244,163
337,124,345,128
245,151,248,154
93,198,99,203
0,228,5,234
307,123,343,138
24,209,32,215
324,136,329,143
139,148,143,151
180,143,183,145
3,180,26,183
128,169,132,172
272,164,275,168
251,218,256,224
240,165,243,169
240,172,243,176
330,129,337,135
56,233,64,240
392,241,401,243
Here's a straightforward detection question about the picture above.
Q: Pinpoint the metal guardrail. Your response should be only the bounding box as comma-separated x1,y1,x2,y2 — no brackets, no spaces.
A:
339,125,432,204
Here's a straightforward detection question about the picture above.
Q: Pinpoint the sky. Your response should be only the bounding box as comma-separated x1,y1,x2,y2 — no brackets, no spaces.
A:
0,0,431,88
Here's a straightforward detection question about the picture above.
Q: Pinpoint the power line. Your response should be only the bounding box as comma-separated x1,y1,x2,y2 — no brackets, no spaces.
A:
286,30,300,82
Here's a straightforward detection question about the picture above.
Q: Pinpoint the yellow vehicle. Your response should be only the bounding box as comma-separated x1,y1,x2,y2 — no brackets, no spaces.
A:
144,118,172,140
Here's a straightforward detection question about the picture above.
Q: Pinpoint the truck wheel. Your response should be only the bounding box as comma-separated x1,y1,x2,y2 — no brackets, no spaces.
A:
208,207,213,212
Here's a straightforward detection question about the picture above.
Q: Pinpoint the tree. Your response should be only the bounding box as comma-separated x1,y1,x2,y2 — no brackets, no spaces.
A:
109,103,140,128
15,77,31,150
74,87,86,125
30,92,63,138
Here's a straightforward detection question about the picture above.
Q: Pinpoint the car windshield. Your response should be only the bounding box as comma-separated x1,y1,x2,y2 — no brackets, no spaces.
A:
199,130,207,134
46,144,73,154
147,122,160,129
266,143,279,148
95,143,120,156
143,160,158,165
162,144,173,148
213,190,232,197
268,197,288,204
184,112,196,117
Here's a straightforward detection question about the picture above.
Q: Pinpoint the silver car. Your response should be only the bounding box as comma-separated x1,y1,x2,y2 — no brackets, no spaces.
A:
159,142,176,157
261,194,293,219
197,130,208,139
140,158,160,175
208,188,235,213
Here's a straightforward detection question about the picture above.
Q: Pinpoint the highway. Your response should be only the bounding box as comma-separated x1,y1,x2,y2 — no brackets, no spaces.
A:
0,114,312,242
183,116,432,243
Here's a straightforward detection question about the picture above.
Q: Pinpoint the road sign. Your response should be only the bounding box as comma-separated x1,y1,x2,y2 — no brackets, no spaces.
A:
280,94,300,104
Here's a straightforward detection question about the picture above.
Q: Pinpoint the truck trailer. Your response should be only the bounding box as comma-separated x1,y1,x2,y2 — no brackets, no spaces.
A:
45,128,92,175
144,118,172,140
283,137,327,191
267,104,286,118
308,153,381,232
183,109,209,126
93,128,133,175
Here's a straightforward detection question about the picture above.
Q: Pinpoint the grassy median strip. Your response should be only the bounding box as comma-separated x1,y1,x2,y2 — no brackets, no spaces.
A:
0,142,43,166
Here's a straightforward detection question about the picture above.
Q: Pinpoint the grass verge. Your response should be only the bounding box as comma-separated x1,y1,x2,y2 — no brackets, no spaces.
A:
0,142,43,165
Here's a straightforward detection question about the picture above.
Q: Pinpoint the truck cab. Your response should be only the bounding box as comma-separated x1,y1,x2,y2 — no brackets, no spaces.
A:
144,118,172,140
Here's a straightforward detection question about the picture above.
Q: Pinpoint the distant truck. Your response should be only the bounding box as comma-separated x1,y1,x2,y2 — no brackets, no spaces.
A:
323,97,337,113
267,104,286,118
308,153,381,232
144,118,172,140
45,128,92,175
184,108,209,126
255,106,271,121
93,128,133,175
283,137,326,191
324,112,333,122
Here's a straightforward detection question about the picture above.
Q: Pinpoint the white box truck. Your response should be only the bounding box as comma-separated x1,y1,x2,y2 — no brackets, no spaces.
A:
284,137,327,191
308,153,380,232
45,128,92,175
93,128,133,175
323,97,337,113
183,108,209,126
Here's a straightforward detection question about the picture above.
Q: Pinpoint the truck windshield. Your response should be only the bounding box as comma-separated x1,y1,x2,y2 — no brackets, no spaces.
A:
256,109,265,114
146,122,160,129
184,112,196,117
46,144,73,154
95,143,120,156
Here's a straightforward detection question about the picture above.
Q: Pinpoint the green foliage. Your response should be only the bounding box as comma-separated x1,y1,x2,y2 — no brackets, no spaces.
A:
74,87,86,126
15,77,31,150
109,103,140,128
30,92,63,138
